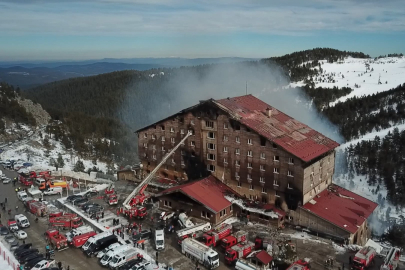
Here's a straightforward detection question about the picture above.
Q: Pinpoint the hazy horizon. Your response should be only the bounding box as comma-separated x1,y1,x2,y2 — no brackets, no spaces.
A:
1,0,404,61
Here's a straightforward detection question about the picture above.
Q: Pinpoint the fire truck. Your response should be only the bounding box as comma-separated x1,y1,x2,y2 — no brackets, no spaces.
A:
125,206,148,219
254,236,275,250
225,241,255,265
221,230,248,249
176,222,212,245
287,260,311,270
380,247,401,270
49,214,83,229
122,131,193,215
105,194,118,205
28,201,47,216
352,246,376,270
45,229,68,250
18,173,33,186
199,224,232,247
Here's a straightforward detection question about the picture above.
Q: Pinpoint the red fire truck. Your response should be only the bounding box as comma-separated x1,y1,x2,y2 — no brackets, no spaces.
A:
49,214,83,229
199,224,232,247
380,247,401,270
225,241,255,265
71,231,97,248
105,194,118,205
45,229,68,250
352,246,376,270
18,173,33,186
221,230,247,250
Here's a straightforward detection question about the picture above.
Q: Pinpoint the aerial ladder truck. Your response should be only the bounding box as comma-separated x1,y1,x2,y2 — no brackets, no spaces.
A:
121,131,193,216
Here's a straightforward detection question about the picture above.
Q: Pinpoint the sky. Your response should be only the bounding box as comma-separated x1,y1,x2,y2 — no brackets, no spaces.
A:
1,0,404,61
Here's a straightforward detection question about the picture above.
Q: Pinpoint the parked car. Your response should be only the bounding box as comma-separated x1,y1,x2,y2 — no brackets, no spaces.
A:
16,248,39,261
71,196,85,204
81,202,99,211
5,235,17,243
0,226,10,235
9,241,19,251
2,177,11,184
14,244,33,255
84,190,99,198
66,195,83,203
88,207,104,216
14,230,27,240
132,230,152,242
74,198,89,207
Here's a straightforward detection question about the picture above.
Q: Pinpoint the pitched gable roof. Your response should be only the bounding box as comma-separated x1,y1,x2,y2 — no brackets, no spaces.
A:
302,184,378,234
156,175,237,213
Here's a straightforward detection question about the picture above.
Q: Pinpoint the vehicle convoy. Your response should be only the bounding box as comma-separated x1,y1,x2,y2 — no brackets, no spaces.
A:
352,246,376,270
97,243,122,259
108,248,138,270
155,227,165,250
221,231,248,249
122,131,192,214
84,234,118,257
82,232,112,251
176,222,212,245
182,238,220,269
100,244,132,266
49,214,83,229
225,241,255,265
71,231,97,248
66,226,94,242
45,229,68,250
380,247,401,270
15,214,30,228
8,219,19,232
105,194,118,205
199,224,232,247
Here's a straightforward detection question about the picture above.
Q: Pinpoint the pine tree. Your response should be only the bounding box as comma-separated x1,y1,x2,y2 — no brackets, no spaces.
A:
74,160,85,172
57,153,65,168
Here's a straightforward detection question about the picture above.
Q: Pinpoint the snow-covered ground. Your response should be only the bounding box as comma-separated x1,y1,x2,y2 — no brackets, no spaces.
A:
291,56,405,105
337,123,405,150
0,259,13,270
0,126,109,174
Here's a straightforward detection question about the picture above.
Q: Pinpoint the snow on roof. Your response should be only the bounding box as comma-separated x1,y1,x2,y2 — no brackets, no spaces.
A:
224,195,284,219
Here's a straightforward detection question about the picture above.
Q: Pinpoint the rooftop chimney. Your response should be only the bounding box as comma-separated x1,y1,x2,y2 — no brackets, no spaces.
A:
265,107,272,117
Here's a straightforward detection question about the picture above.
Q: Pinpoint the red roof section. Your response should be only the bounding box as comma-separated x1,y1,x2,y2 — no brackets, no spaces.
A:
214,95,339,162
302,184,378,234
157,175,237,213
255,250,273,265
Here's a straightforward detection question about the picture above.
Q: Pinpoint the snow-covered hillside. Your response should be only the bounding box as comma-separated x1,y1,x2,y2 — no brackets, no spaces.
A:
0,126,110,174
291,56,405,105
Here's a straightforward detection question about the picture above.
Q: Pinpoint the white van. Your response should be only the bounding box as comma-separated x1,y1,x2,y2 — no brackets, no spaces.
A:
15,214,30,228
97,242,121,259
17,191,28,201
66,225,94,242
43,187,63,195
35,178,45,186
108,248,138,269
100,244,132,266
82,231,112,251
155,228,165,250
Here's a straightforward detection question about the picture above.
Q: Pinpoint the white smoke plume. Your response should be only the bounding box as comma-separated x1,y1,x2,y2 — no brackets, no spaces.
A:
120,61,344,145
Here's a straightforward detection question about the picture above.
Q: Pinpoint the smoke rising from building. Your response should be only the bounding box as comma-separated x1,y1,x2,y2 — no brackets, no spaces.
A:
120,61,344,146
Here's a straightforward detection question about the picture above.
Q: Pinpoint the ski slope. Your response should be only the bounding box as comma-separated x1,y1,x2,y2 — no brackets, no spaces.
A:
291,56,405,105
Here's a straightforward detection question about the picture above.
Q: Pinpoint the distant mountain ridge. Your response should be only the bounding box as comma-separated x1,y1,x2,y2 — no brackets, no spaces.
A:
0,57,256,88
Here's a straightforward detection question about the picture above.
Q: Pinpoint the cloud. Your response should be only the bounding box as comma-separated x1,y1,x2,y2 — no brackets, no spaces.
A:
1,0,404,35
